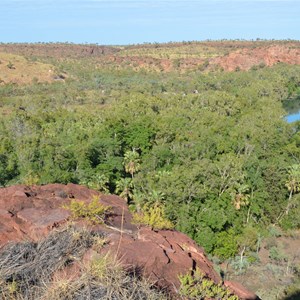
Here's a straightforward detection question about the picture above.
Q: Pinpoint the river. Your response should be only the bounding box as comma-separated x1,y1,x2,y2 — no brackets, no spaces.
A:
283,97,300,123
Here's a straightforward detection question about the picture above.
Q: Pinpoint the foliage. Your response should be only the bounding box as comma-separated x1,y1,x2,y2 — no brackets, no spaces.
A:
115,177,134,202
285,164,300,194
132,202,174,230
283,283,300,300
80,174,110,193
213,229,239,259
179,268,238,300
64,195,110,224
285,164,300,215
89,253,119,280
269,246,288,263
123,149,141,179
238,226,259,251
21,170,40,185
7,61,14,69
280,202,300,230
229,256,251,274
1,43,300,258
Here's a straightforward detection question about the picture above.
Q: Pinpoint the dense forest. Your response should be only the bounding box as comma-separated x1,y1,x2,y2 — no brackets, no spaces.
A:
1,42,300,274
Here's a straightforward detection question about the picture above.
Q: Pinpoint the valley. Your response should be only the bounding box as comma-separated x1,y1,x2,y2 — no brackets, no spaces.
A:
0,41,300,299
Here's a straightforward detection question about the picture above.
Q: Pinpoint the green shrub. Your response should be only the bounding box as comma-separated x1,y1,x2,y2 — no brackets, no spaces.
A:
194,226,215,254
247,252,260,264
22,170,40,185
80,174,110,193
132,202,174,230
264,236,277,250
280,199,300,230
64,195,111,224
229,256,250,275
269,246,287,263
213,229,238,259
179,268,238,300
268,225,283,237
7,61,14,69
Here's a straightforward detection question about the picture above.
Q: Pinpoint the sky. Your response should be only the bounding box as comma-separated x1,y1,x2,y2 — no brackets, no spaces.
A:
0,0,299,45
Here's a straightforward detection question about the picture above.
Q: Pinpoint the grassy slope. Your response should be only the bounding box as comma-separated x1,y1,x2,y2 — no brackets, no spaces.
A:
0,52,57,85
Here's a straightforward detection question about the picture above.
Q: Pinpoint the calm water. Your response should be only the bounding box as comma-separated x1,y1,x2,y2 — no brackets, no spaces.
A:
286,111,300,123
283,97,300,123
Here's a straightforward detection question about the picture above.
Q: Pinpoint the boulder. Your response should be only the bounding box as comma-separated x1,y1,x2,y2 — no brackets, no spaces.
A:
0,184,259,299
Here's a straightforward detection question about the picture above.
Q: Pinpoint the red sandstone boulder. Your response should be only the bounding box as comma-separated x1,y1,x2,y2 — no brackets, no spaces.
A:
0,184,259,299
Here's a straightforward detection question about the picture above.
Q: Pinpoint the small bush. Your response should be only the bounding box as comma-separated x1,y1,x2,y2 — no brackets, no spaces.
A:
264,236,277,250
7,61,15,69
213,229,238,259
64,195,111,224
268,225,283,237
280,202,300,230
89,253,120,280
132,202,174,230
22,171,40,185
179,268,238,300
229,256,250,275
269,246,287,263
283,279,300,300
265,263,286,280
247,252,260,264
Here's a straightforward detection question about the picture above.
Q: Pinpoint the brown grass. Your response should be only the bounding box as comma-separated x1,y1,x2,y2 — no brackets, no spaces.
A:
0,52,57,85
0,226,168,300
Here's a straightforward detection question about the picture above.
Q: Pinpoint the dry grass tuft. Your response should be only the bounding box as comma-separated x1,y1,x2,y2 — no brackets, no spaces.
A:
0,226,168,300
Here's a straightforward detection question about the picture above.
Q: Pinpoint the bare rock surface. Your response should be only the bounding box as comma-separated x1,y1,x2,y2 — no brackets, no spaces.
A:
0,184,259,299
210,44,300,71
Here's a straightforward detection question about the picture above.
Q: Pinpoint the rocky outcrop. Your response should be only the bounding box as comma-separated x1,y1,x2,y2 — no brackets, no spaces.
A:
0,184,96,244
210,44,300,71
0,184,259,299
0,44,120,59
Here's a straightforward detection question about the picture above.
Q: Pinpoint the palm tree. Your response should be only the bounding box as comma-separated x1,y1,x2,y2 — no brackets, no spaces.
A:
81,174,109,193
285,164,300,214
115,178,134,203
131,191,146,212
148,190,165,204
93,174,109,193
232,184,250,210
123,149,141,179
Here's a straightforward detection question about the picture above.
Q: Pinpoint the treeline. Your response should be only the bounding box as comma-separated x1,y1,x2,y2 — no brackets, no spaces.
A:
1,58,300,259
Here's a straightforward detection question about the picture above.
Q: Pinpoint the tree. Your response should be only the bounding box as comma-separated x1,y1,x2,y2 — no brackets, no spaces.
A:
232,184,250,210
285,164,300,214
237,226,258,269
123,149,141,179
131,191,146,212
80,174,109,193
148,190,165,204
115,178,134,203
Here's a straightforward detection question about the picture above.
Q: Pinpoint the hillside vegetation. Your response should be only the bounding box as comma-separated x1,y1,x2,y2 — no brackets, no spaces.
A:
0,52,57,85
0,41,300,299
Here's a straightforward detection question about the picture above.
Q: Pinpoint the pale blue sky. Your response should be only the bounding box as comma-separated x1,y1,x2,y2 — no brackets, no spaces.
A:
0,0,299,44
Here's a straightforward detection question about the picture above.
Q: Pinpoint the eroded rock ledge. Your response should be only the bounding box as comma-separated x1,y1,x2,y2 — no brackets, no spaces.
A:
0,184,259,299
